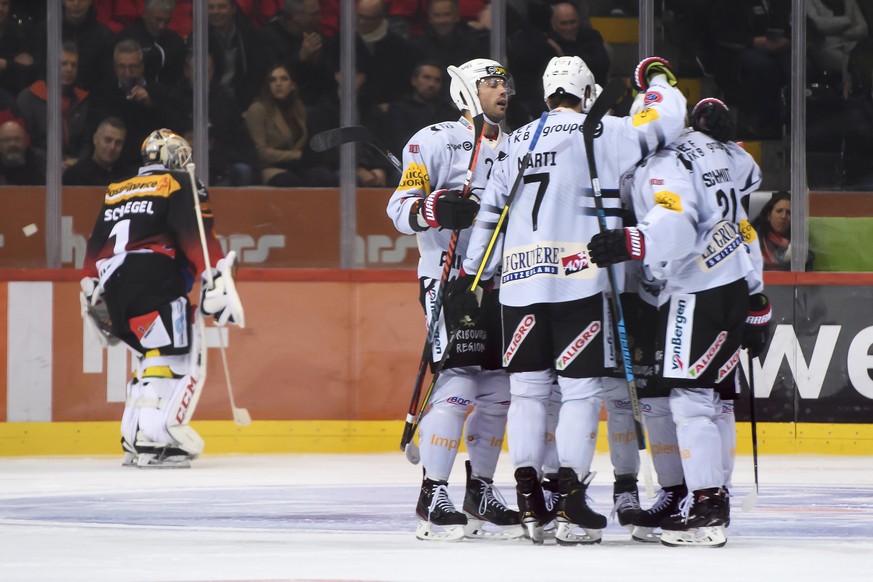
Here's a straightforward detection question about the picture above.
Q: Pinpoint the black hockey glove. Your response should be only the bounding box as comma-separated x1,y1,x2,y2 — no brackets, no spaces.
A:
422,189,479,230
743,293,772,357
691,98,735,143
588,227,646,267
633,56,678,92
444,273,487,330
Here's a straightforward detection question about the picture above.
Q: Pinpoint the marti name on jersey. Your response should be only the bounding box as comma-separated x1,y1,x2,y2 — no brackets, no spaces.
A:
517,151,557,170
103,199,156,222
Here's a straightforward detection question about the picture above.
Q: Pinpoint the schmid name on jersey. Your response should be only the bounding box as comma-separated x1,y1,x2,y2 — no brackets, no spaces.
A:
502,241,596,285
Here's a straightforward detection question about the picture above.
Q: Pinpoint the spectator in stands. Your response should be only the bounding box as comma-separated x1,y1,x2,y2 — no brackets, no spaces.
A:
0,119,43,184
328,0,418,113
410,0,486,73
205,0,269,109
167,51,258,186
89,39,173,167
0,0,36,95
244,63,333,187
16,42,90,170
262,0,335,108
807,0,868,98
236,0,281,28
752,190,814,271
384,59,456,156
63,116,134,185
710,0,792,139
93,0,135,33
508,1,610,126
118,0,187,88
34,0,116,91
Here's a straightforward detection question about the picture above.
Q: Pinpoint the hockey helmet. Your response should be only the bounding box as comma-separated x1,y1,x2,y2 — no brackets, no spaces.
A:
449,58,514,116
542,56,597,112
141,128,192,170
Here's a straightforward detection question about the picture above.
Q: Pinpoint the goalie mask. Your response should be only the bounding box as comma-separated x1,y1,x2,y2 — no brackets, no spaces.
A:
141,129,192,170
449,58,514,117
543,56,597,112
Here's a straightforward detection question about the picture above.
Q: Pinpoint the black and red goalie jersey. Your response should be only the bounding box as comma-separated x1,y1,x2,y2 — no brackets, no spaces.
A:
83,164,225,289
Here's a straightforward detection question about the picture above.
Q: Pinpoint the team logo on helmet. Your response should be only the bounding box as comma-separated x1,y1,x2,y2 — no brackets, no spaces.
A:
484,65,508,78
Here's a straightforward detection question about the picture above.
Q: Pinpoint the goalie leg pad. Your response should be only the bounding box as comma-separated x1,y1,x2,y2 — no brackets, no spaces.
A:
134,373,205,458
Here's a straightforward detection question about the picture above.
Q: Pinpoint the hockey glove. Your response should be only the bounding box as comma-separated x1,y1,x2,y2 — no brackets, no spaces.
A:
691,98,734,143
444,273,486,330
422,189,479,230
588,227,645,267
743,293,772,357
200,252,245,327
633,56,678,92
79,276,119,346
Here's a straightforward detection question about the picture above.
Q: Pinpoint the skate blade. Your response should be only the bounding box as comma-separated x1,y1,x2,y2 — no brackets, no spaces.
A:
135,455,191,469
555,521,603,545
415,520,465,542
631,526,660,543
463,517,525,540
660,525,727,548
521,520,545,545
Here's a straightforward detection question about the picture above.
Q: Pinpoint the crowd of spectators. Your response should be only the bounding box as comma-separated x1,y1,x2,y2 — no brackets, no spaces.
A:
1,0,871,188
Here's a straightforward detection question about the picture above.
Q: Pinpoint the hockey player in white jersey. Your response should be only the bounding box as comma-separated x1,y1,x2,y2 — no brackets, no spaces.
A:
457,55,687,545
386,58,520,541
588,97,770,547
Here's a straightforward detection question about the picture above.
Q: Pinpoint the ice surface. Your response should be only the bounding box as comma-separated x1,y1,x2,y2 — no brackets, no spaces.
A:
1,452,872,582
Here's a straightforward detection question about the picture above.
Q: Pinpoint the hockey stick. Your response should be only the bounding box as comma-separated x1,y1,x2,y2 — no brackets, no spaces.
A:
186,163,252,427
582,77,655,498
400,113,552,466
310,125,402,172
400,113,488,459
741,349,760,511
469,112,549,290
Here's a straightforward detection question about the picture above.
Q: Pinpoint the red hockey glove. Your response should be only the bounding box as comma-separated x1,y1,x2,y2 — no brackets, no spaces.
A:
743,293,772,357
633,56,678,92
588,227,645,267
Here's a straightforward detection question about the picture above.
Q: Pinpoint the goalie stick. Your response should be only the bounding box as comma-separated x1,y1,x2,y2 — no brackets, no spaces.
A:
582,77,655,497
186,163,252,427
310,125,401,172
399,112,488,459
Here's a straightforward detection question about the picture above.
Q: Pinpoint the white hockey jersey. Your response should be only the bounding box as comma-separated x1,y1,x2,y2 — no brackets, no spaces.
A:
386,116,504,281
463,76,687,307
627,128,764,303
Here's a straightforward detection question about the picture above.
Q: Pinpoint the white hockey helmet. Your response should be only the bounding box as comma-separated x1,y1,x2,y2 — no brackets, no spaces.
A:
448,58,513,116
141,128,192,170
542,56,597,112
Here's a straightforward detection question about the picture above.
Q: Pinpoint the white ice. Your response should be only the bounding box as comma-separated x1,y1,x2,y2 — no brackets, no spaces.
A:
1,452,872,582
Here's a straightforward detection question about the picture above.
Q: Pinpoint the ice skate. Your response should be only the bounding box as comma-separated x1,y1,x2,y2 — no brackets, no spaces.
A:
135,446,193,469
462,461,523,540
514,467,551,544
660,487,728,548
415,477,467,542
121,438,138,468
554,468,606,545
611,474,641,530
631,483,687,543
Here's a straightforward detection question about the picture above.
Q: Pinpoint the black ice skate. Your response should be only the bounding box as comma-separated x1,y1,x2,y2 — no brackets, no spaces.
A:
611,474,641,529
630,482,687,543
462,461,523,540
415,476,467,542
514,467,551,544
542,472,560,525
660,487,728,548
555,467,607,545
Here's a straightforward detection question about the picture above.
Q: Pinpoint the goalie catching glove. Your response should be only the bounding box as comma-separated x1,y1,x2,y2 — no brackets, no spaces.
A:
417,189,479,231
79,276,119,346
743,293,771,357
633,56,678,92
588,227,645,267
200,250,245,327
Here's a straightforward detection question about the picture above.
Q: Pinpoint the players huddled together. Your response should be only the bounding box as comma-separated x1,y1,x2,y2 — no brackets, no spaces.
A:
387,54,771,548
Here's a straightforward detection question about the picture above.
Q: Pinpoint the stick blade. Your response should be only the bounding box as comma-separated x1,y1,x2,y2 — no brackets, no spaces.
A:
310,126,373,152
233,407,252,426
